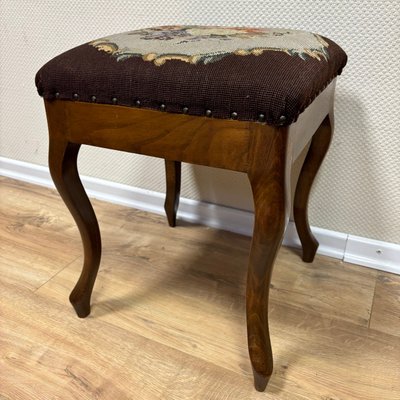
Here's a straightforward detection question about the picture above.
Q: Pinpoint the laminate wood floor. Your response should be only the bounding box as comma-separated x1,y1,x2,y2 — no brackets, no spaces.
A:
0,176,399,399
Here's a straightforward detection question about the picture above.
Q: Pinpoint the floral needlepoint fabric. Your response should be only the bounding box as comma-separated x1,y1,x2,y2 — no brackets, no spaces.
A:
36,25,347,125
90,26,330,65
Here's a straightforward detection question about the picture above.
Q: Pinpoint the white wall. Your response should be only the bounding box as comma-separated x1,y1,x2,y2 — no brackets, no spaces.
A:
0,0,399,244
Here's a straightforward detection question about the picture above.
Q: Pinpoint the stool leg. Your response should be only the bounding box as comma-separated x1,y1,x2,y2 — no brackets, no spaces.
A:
293,114,333,262
164,160,181,227
246,131,288,391
48,137,101,318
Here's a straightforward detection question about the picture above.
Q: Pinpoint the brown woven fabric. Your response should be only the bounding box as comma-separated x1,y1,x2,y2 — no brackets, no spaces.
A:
35,26,347,125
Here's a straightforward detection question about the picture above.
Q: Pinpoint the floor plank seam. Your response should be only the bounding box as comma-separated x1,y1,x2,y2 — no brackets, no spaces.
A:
367,276,379,329
33,256,81,293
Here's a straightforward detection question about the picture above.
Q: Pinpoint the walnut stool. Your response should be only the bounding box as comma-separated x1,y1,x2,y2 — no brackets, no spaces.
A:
36,26,347,391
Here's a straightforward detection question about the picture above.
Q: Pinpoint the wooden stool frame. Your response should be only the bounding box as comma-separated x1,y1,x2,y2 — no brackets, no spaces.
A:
44,79,336,392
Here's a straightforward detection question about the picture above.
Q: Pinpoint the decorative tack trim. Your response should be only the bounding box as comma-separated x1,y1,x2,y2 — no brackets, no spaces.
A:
41,73,339,126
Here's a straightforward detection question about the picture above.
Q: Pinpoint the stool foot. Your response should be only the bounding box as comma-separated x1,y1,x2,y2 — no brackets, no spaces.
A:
164,160,181,227
253,369,271,392
69,291,91,318
294,114,333,263
48,137,102,318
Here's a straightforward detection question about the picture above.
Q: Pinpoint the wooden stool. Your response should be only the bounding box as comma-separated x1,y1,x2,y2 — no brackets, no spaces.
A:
36,26,347,391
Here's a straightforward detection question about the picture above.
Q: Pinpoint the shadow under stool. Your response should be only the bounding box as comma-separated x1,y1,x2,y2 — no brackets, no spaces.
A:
35,25,347,392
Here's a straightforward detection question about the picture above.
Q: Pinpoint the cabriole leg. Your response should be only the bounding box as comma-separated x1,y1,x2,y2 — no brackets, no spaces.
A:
246,129,289,391
164,160,181,227
293,114,333,262
48,137,101,317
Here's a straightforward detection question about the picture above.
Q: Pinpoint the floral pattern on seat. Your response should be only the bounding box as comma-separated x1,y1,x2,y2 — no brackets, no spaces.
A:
90,25,330,66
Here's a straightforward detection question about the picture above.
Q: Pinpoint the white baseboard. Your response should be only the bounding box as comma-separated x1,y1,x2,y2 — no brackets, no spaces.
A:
344,235,400,275
1,156,399,274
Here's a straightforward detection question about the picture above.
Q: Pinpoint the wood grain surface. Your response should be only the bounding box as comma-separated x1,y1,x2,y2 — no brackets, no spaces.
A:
45,101,251,172
1,177,399,399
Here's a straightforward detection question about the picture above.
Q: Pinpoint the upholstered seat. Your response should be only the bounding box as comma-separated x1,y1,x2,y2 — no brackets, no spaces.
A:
36,25,347,392
36,25,346,126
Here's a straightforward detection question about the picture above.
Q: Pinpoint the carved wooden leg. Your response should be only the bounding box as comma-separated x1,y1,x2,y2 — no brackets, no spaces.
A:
246,128,288,391
293,114,333,262
48,137,101,318
164,160,181,227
